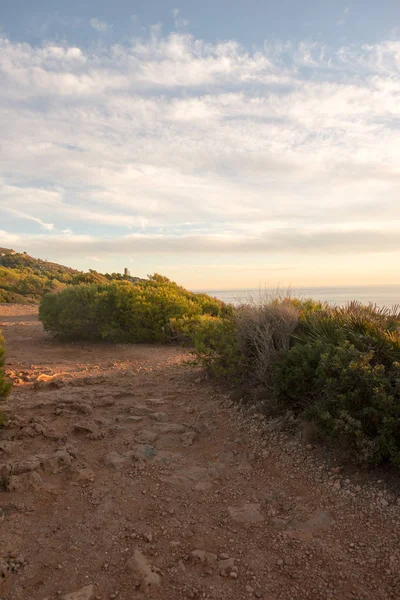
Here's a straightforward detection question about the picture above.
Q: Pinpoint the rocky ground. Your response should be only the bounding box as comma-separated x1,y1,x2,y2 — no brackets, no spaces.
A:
1,305,400,600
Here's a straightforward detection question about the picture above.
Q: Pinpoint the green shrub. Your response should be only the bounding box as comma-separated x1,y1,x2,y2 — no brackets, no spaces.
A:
39,285,106,341
273,340,400,465
39,275,230,344
172,300,299,384
296,302,400,368
272,340,333,412
171,314,244,377
0,330,12,401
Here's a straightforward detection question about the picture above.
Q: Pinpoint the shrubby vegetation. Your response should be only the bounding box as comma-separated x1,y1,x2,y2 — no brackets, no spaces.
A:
0,250,133,303
39,265,400,467
177,298,400,467
40,274,231,343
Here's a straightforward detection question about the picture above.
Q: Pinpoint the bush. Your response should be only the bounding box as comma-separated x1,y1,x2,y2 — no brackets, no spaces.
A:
273,340,400,465
235,301,299,386
180,295,400,467
0,330,12,402
173,299,299,385
39,275,231,343
171,314,244,377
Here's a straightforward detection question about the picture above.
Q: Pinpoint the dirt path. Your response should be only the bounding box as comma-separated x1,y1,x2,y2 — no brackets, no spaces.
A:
1,305,400,600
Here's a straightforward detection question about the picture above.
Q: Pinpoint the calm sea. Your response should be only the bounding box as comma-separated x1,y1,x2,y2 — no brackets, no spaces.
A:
205,285,400,309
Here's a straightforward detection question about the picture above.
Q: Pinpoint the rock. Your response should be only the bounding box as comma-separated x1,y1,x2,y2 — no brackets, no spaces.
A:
129,405,153,416
151,412,169,422
228,503,264,523
73,469,95,483
124,416,144,424
163,466,211,490
73,422,97,435
147,398,166,406
73,403,93,416
104,451,136,470
0,440,20,454
192,550,218,570
219,557,236,574
126,550,161,594
0,558,10,578
333,480,341,491
137,430,158,444
288,511,332,533
94,396,115,408
8,471,45,492
155,423,186,435
270,517,288,530
38,450,74,473
180,431,197,447
135,445,157,461
11,457,41,475
62,585,94,600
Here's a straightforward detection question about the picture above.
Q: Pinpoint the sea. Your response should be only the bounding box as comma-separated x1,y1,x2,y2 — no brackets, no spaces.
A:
205,285,400,309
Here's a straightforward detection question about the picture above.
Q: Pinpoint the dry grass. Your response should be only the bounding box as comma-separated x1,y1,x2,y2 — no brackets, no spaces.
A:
235,289,299,388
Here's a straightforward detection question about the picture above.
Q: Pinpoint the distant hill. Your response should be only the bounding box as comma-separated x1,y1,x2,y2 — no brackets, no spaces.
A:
0,248,141,304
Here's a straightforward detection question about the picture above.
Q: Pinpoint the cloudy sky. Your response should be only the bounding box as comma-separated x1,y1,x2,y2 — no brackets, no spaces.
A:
1,0,400,290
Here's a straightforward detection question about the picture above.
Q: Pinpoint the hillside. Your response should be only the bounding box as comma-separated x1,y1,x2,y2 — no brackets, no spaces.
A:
0,248,139,304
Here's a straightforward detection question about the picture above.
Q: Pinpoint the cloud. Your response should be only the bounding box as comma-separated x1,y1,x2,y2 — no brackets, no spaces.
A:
89,18,109,32
0,29,399,275
5,209,54,231
337,6,349,25
172,9,189,28
3,227,400,258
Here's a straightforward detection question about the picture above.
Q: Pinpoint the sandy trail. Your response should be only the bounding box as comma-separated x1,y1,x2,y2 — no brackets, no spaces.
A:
0,305,399,600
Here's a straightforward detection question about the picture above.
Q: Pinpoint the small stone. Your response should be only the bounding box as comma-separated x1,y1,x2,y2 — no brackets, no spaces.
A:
228,503,264,523
73,469,95,483
230,571,238,579
62,585,94,600
126,550,161,593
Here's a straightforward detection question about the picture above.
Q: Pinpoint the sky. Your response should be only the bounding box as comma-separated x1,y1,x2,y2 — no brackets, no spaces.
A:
1,0,400,290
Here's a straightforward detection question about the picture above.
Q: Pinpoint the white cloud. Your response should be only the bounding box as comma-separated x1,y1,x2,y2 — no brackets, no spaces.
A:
6,209,54,231
89,18,109,32
337,6,349,25
172,9,189,28
0,30,400,283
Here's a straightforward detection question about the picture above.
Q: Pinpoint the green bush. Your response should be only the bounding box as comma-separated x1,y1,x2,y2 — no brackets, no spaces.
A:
273,340,400,465
39,275,231,343
0,331,12,402
173,300,299,384
180,296,400,466
171,314,244,377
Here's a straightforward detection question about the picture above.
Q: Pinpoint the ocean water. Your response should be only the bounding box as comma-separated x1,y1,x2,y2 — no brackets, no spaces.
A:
206,285,400,309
